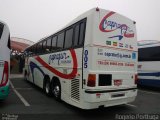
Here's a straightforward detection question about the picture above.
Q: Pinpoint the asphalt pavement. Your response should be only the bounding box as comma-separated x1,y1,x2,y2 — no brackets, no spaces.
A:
0,74,160,120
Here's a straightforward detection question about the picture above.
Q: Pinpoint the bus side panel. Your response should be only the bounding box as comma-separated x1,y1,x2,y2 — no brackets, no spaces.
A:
138,61,160,88
0,24,10,100
25,48,84,107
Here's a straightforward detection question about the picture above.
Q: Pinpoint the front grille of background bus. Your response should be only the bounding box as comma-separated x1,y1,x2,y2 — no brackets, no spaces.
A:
71,78,80,101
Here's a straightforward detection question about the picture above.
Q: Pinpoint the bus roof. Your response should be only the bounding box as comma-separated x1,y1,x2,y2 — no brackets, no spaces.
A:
138,40,160,48
25,7,136,51
25,8,99,50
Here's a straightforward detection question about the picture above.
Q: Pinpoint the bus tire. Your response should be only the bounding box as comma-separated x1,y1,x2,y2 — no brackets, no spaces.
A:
51,78,61,101
44,79,52,96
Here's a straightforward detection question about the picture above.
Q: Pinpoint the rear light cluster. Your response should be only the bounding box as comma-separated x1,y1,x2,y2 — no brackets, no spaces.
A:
87,74,112,87
87,74,137,87
0,61,9,87
87,74,96,87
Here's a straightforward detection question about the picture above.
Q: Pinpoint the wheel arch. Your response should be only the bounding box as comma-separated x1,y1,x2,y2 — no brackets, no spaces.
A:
51,76,61,100
51,76,61,85
43,74,50,89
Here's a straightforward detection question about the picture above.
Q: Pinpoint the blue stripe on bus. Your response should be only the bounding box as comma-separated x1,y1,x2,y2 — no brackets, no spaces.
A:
138,79,160,88
30,61,45,83
138,72,160,77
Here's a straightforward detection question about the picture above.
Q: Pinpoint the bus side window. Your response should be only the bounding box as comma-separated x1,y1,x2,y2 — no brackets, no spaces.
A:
43,40,47,53
57,32,64,50
73,24,80,47
51,36,57,51
32,45,36,55
79,22,85,46
64,28,73,49
35,44,38,54
39,42,43,54
29,46,33,56
139,46,160,61
46,37,52,52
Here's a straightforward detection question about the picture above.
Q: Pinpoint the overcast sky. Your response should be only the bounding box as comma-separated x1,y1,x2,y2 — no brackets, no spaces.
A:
0,0,160,42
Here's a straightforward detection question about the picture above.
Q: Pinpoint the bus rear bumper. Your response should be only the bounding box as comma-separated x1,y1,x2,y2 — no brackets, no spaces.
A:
82,96,136,109
82,88,137,109
0,85,9,100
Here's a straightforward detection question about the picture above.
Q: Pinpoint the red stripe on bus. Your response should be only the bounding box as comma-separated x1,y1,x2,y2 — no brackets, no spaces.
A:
99,11,115,32
35,49,78,79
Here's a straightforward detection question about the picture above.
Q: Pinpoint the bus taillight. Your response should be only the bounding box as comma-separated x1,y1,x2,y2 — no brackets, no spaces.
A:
134,74,138,84
87,74,96,87
0,61,9,87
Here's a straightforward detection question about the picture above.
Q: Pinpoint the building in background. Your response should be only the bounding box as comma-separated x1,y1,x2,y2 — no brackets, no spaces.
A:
11,37,34,55
10,37,34,74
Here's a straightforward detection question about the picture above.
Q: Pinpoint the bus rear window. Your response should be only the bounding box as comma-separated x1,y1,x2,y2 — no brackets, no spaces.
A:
0,23,4,39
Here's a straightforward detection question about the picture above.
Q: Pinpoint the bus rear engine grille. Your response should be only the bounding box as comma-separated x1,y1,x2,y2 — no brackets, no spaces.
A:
71,79,80,101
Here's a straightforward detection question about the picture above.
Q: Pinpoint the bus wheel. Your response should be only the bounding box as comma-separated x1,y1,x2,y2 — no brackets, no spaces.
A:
44,80,51,96
52,80,61,100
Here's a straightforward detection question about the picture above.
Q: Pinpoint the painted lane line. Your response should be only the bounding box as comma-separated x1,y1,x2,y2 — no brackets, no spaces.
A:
139,89,160,95
15,88,33,90
126,103,137,108
10,81,30,107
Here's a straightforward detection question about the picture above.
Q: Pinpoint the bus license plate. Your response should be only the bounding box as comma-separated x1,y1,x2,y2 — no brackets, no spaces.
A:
111,93,125,98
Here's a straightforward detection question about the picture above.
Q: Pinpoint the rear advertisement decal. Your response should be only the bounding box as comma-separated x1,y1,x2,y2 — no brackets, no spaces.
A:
99,11,134,40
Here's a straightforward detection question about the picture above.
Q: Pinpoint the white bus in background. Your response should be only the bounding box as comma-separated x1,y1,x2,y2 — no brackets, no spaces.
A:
24,8,137,109
0,21,10,100
138,40,160,88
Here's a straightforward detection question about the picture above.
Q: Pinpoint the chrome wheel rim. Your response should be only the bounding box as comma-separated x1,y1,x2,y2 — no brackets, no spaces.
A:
45,82,50,94
53,85,60,98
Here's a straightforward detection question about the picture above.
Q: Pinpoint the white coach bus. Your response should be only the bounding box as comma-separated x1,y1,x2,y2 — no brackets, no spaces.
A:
138,40,160,88
0,21,10,100
24,8,137,109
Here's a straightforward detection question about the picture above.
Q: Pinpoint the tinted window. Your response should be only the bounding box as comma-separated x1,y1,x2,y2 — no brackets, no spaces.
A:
35,44,38,54
138,46,160,61
27,49,30,55
64,28,73,48
26,18,86,56
46,37,52,52
51,36,57,51
73,25,80,46
36,43,42,54
57,32,64,49
79,22,85,45
27,45,35,56
0,23,4,39
32,45,36,55
43,40,47,53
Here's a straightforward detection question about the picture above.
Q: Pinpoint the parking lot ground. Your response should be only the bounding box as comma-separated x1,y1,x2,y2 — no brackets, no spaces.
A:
0,75,160,120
